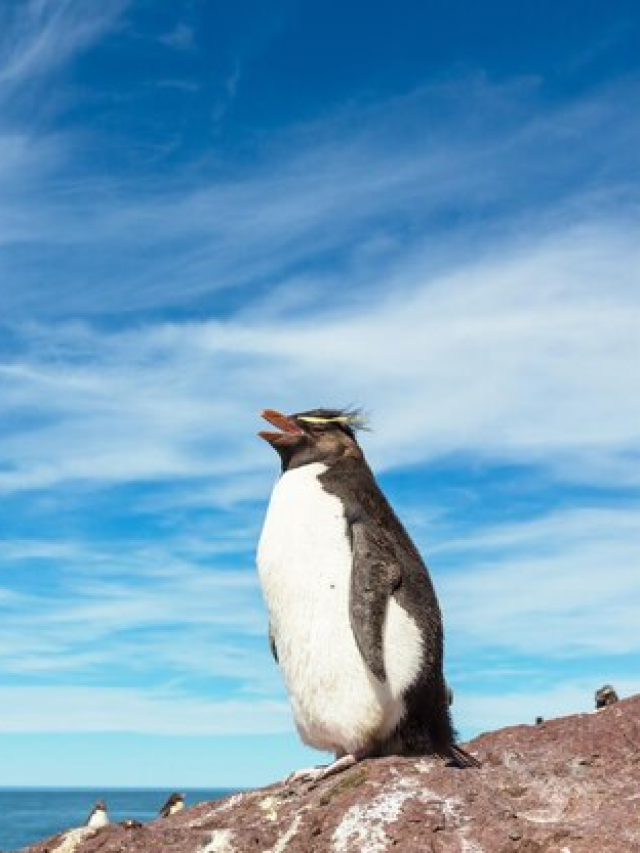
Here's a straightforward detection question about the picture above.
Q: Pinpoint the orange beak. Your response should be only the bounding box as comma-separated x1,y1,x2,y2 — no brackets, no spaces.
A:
259,409,305,447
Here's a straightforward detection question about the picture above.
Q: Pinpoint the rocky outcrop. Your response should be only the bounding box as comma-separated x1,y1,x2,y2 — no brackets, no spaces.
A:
21,694,640,853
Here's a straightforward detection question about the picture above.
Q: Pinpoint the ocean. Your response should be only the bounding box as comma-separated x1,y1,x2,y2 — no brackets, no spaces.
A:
0,788,236,851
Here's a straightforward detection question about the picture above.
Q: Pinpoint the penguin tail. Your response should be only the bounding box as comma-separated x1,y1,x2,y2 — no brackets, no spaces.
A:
448,744,481,769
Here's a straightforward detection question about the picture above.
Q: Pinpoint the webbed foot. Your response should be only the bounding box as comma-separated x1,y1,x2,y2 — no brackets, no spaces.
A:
286,753,360,784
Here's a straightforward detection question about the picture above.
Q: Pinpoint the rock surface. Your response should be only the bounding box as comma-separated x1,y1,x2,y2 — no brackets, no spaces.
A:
19,695,640,853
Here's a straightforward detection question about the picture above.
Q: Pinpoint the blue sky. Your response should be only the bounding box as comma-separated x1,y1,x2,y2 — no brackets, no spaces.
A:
0,0,639,788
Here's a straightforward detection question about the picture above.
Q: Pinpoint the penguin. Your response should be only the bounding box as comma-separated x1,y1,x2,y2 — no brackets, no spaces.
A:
595,684,619,710
257,407,478,780
159,792,185,817
85,800,109,829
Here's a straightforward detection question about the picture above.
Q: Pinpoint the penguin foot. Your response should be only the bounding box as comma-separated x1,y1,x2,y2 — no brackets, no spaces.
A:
286,753,359,784
448,744,481,769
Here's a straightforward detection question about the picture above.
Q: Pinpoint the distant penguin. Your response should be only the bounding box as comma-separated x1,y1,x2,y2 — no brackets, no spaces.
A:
257,407,478,779
86,800,109,828
595,684,619,710
159,792,185,817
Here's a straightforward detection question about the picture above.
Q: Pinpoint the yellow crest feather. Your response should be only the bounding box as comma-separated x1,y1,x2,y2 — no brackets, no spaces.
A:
297,412,368,429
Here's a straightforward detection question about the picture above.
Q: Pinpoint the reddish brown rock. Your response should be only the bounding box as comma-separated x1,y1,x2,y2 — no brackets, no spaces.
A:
19,694,640,853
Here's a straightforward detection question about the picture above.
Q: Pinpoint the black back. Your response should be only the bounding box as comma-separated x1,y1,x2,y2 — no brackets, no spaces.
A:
319,455,456,757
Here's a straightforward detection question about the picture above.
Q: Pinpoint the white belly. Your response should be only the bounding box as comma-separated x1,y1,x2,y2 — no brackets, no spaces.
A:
257,463,423,755
87,811,108,829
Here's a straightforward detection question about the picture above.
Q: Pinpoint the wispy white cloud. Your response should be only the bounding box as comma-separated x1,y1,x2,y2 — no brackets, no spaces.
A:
0,0,127,91
0,686,291,734
0,539,89,562
432,506,640,556
1,77,639,314
0,132,61,192
1,215,639,494
158,22,195,52
440,505,640,661
0,0,129,271
0,536,269,681
443,504,640,735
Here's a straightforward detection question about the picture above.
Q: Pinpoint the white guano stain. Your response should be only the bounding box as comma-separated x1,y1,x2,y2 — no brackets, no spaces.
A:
461,838,486,853
51,828,96,853
332,778,420,853
201,828,235,853
439,791,486,853
332,778,485,853
188,794,247,828
214,793,246,812
259,795,280,821
263,813,303,853
414,758,436,774
520,777,570,824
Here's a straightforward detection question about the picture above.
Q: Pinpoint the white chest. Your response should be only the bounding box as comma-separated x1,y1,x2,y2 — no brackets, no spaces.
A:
257,463,422,755
87,810,108,829
258,463,351,597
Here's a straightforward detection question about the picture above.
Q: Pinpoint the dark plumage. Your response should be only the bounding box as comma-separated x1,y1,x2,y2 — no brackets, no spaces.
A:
318,441,455,759
595,684,619,709
120,819,143,830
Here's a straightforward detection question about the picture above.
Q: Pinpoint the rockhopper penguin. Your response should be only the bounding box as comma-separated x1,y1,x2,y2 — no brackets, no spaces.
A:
159,792,185,817
257,407,478,780
85,800,109,828
595,684,619,710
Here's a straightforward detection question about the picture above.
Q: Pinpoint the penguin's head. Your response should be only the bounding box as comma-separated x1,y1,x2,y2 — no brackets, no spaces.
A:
259,407,366,470
595,684,618,708
94,800,106,811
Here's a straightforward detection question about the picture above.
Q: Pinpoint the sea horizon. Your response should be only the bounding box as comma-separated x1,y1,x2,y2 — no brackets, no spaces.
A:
0,785,245,790
0,787,238,851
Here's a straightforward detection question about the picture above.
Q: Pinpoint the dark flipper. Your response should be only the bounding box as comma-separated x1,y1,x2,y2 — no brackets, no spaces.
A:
349,520,402,682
